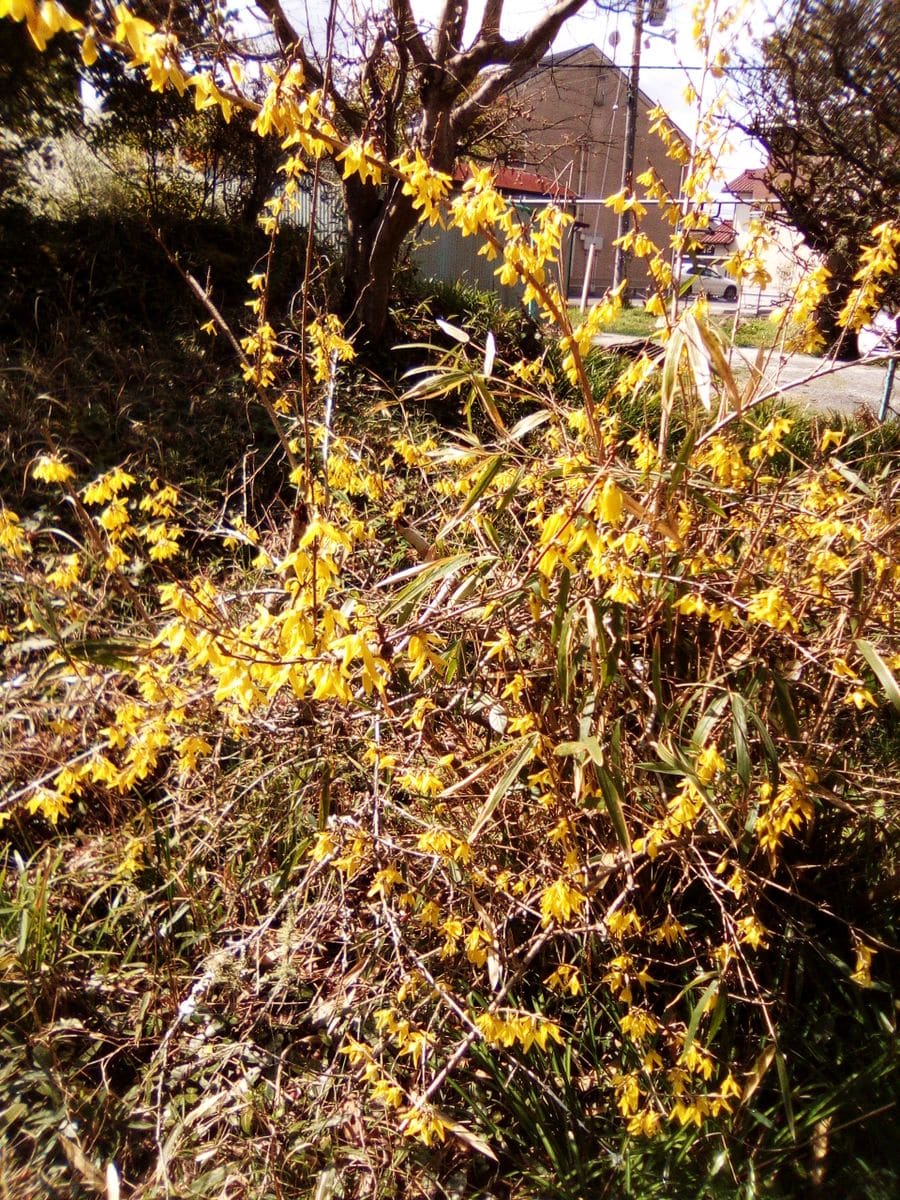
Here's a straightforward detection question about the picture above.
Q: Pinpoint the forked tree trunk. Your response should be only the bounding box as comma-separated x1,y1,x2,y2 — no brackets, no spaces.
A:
818,251,859,360
255,0,593,343
341,178,420,344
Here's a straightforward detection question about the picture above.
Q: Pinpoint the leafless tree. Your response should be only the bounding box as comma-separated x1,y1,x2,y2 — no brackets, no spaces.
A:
255,1,620,340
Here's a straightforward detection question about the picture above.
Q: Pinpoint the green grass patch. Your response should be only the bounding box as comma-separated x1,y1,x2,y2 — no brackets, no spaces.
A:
569,305,780,350
726,314,779,348
570,305,660,338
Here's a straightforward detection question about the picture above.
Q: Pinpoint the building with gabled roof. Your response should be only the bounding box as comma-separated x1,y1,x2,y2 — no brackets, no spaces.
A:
505,43,692,298
726,168,775,202
410,44,692,305
719,166,815,308
696,220,736,251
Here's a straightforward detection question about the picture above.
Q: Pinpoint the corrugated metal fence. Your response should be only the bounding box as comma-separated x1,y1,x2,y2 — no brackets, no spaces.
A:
410,222,529,308
285,182,572,308
284,181,347,252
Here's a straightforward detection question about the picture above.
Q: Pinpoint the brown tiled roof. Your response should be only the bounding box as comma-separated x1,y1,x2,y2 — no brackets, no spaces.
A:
697,221,736,246
725,168,773,199
453,163,575,200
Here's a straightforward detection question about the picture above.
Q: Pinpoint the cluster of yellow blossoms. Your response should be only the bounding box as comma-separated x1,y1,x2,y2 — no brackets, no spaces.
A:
3,0,897,1164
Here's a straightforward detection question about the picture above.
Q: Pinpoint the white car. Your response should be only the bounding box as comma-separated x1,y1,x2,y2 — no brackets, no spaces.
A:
681,266,738,302
857,309,899,357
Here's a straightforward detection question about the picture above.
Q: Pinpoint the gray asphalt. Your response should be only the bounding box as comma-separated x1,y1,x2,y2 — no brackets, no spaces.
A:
592,333,897,421
732,348,896,419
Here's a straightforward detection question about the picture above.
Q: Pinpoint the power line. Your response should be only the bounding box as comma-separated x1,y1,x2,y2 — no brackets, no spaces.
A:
548,62,774,71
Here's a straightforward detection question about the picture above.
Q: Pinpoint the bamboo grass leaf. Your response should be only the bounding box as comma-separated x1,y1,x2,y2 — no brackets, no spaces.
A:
775,1050,797,1142
435,318,469,343
857,639,900,712
468,734,540,843
683,976,721,1054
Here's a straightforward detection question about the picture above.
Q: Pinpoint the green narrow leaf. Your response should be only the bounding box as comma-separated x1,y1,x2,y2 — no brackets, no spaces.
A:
448,568,483,609
492,465,524,519
660,326,684,415
480,517,501,550
683,976,720,1054
568,731,631,851
731,694,752,786
472,376,507,435
551,568,571,647
17,907,29,959
584,598,607,692
707,990,728,1045
579,735,605,767
732,693,780,785
508,409,551,442
594,763,632,853
403,367,474,401
378,553,479,620
453,454,506,522
444,637,463,685
742,1044,776,1106
469,735,539,842
65,637,146,669
692,692,730,750
666,424,697,492
857,638,900,712
770,669,801,738
830,458,872,498
775,1050,796,1142
554,740,586,759
651,633,663,715
610,719,623,772
556,608,576,705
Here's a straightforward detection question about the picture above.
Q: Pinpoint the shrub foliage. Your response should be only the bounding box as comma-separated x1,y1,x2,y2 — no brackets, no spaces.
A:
1,3,898,1198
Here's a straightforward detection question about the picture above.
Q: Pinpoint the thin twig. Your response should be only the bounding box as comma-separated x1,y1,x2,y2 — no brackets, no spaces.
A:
149,228,300,475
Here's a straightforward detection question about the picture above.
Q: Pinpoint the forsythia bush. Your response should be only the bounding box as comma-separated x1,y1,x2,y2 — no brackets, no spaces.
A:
1,3,897,1197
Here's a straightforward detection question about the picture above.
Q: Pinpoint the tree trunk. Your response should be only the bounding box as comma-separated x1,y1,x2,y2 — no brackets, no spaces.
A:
818,249,859,361
339,108,459,344
341,177,420,344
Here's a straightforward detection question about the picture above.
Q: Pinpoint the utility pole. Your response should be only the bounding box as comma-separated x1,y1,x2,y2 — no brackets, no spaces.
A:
612,0,644,296
611,0,667,296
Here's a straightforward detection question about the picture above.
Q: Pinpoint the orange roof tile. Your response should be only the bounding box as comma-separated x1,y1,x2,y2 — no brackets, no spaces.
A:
453,163,575,200
725,168,774,200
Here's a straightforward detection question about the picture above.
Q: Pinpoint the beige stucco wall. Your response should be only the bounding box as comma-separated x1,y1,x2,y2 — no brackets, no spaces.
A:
509,46,687,297
729,198,817,306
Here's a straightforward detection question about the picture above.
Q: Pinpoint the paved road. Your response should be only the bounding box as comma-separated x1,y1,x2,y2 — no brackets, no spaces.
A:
592,333,897,421
733,348,896,419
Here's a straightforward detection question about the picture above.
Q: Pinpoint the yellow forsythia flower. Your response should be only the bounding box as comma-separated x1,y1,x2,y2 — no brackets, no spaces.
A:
32,453,75,485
